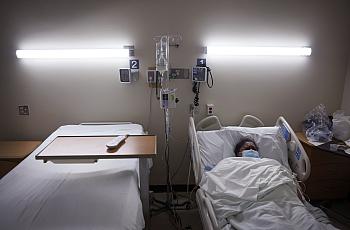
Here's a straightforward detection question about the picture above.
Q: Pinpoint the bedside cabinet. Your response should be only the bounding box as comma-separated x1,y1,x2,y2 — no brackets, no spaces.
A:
0,141,41,178
296,133,350,200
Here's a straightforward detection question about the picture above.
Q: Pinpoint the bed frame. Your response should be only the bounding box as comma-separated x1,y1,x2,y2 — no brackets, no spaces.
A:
189,115,311,230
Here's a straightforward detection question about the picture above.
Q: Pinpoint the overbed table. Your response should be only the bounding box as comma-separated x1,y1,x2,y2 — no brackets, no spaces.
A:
35,135,157,229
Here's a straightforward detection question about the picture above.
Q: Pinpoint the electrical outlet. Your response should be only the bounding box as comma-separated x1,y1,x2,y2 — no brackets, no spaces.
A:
18,105,30,115
206,104,214,116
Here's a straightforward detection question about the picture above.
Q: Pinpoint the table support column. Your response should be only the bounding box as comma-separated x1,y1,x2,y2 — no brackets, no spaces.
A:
139,158,150,230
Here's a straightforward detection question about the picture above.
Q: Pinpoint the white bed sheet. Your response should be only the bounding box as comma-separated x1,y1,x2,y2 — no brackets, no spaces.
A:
200,157,338,230
0,124,145,230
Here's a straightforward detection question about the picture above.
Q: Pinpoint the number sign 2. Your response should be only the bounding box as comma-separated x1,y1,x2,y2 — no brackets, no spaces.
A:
129,59,139,69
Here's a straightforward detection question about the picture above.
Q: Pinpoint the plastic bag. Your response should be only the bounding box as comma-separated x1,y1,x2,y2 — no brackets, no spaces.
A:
332,110,350,141
302,104,332,142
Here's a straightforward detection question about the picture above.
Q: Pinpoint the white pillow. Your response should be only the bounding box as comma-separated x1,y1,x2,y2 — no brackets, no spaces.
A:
225,126,289,168
197,126,289,172
197,129,233,171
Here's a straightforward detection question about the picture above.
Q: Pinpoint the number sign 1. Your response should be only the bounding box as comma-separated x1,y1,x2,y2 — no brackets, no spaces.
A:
197,58,206,67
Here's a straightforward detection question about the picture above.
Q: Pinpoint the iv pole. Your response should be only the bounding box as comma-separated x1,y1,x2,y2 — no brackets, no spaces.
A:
156,35,172,204
152,35,187,227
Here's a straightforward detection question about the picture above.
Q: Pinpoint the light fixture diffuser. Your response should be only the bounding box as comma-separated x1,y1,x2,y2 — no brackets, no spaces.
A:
206,46,312,56
16,48,130,59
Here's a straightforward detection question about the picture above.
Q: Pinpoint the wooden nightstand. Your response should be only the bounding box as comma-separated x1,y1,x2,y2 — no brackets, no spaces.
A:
0,141,41,178
296,132,350,200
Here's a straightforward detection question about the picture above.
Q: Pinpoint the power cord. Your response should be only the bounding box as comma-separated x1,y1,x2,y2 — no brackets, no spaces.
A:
150,109,185,229
171,138,190,181
192,82,200,106
155,71,160,100
206,66,214,88
146,87,153,132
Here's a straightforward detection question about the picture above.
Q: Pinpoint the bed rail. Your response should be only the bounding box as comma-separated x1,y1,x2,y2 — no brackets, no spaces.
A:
196,116,222,131
276,117,311,181
239,115,264,127
189,117,202,184
196,189,219,230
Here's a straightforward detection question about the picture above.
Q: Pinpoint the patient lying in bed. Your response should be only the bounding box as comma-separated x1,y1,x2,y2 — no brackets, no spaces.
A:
234,138,260,158
200,139,338,230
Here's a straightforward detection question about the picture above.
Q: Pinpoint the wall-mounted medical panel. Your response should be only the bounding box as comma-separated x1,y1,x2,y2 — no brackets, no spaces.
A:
169,68,190,79
192,67,207,82
119,68,138,83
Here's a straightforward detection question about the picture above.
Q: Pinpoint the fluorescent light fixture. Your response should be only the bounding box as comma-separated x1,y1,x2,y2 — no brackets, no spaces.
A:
206,46,312,56
16,48,130,59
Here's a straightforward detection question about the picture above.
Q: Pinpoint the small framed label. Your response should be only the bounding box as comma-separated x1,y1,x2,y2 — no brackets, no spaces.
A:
129,59,139,69
197,58,206,67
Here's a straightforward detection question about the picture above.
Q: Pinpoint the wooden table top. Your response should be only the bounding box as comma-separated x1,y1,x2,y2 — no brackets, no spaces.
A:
295,132,310,145
0,141,41,159
36,135,157,161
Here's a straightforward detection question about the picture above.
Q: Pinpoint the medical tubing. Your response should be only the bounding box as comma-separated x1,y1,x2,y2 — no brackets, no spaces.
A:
166,141,183,228
165,108,171,139
192,82,200,106
163,109,170,200
171,138,189,180
155,71,160,100
162,109,184,229
186,160,193,205
146,87,153,131
292,174,310,203
163,111,171,198
298,180,310,202
206,66,214,88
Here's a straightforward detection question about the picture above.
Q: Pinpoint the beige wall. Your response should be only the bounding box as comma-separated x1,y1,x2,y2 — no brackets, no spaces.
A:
341,57,350,114
1,0,350,184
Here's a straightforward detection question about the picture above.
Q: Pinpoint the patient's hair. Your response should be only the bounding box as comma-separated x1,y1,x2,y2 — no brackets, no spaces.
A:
234,138,258,157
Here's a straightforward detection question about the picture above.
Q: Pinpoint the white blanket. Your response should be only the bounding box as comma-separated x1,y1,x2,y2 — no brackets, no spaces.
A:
200,157,337,230
0,124,145,230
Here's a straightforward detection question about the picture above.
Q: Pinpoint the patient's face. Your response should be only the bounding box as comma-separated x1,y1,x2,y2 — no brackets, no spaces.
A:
239,141,257,155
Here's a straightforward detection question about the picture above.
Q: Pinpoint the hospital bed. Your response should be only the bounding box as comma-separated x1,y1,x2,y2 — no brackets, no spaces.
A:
0,122,151,230
189,115,337,230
